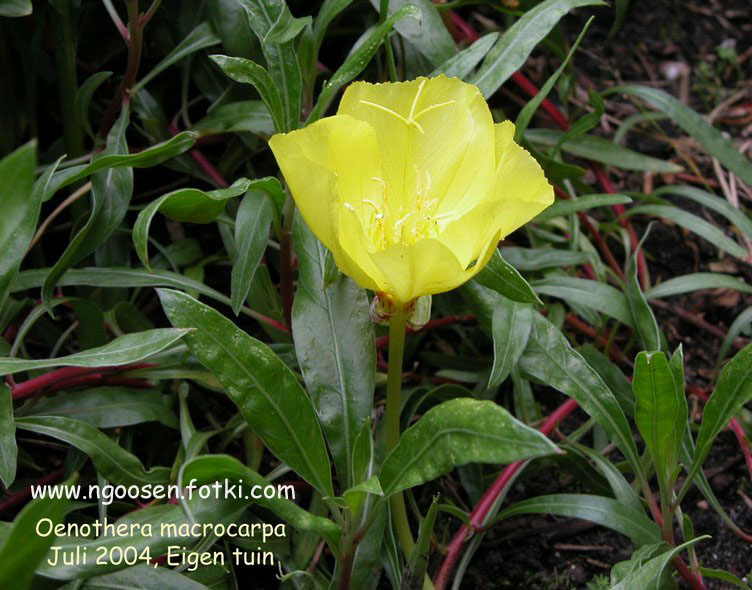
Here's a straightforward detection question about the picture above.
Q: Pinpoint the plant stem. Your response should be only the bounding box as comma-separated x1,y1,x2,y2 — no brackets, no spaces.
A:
385,308,415,558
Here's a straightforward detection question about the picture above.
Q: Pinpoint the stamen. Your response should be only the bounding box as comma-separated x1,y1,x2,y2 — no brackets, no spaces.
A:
408,79,427,122
343,202,355,212
413,100,456,120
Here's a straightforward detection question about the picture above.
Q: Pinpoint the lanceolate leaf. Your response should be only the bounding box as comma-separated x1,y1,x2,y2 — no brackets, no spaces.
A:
42,109,133,313
308,5,421,122
379,398,559,497
231,191,275,315
16,416,170,486
626,231,661,351
532,276,633,326
470,0,607,98
645,273,752,299
0,141,36,310
474,250,540,305
0,384,16,488
238,0,303,131
689,343,752,484
495,494,661,546
157,289,334,496
519,313,643,476
488,298,533,390
71,566,209,590
632,351,687,490
611,537,708,590
0,328,189,376
0,476,74,590
608,84,752,186
430,33,498,80
292,216,375,487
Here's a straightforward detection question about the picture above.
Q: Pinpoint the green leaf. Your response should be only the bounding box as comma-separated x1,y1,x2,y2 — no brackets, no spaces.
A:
0,477,74,590
400,496,438,590
210,55,286,133
519,313,643,476
716,306,752,367
12,267,260,321
0,384,16,488
655,185,752,241
499,247,594,271
534,193,632,222
470,0,607,98
474,250,541,305
371,0,456,67
379,398,559,497
307,5,421,123
624,204,748,259
689,344,752,485
525,128,682,172
626,230,661,351
608,84,752,186
495,494,661,546
314,0,355,51
611,537,708,590
578,344,634,417
0,0,31,17
231,191,274,315
0,140,36,310
132,22,221,93
76,566,209,590
646,273,752,299
43,132,196,203
157,289,334,495
26,387,179,429
488,298,533,389
16,416,170,486
515,18,592,140
265,12,312,43
42,109,133,312
633,351,687,491
180,454,341,544
292,215,375,488
700,567,752,590
430,33,498,79
238,0,303,131
75,71,112,140
532,276,634,326
192,101,275,136
0,328,189,376
133,177,254,270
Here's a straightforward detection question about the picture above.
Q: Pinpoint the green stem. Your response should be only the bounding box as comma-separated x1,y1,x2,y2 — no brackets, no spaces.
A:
386,309,414,557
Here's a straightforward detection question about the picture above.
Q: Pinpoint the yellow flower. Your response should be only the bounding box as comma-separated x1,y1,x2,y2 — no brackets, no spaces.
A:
269,75,553,305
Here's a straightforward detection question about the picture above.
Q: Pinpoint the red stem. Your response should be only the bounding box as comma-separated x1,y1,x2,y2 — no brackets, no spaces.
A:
434,398,579,589
0,469,64,515
10,364,153,400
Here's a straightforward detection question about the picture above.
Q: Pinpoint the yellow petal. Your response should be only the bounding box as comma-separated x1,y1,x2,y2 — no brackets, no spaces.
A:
338,75,496,219
489,120,554,238
268,115,382,254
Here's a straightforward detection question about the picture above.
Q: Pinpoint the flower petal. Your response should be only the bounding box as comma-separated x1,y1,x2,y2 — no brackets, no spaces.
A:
338,75,495,219
268,115,382,252
489,120,554,238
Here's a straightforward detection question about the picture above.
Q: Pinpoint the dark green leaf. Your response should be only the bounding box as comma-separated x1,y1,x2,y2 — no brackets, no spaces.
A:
646,273,752,299
525,128,682,172
231,191,274,315
400,496,438,590
611,537,707,590
292,216,375,488
495,494,660,546
210,55,286,132
499,247,594,271
0,0,31,16
470,0,607,98
488,298,533,389
379,398,559,497
0,477,74,590
430,33,498,80
626,231,661,351
192,101,275,136
532,277,633,326
42,109,133,312
633,351,687,490
132,22,221,93
608,85,752,186
77,566,209,590
0,141,36,310
519,313,643,476
26,387,179,429
75,71,112,140
16,416,171,486
534,193,632,222
158,289,334,495
0,384,16,488
474,250,541,305
0,328,189,376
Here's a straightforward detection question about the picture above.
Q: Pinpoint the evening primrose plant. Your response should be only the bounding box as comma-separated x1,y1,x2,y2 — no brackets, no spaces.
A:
3,1,752,590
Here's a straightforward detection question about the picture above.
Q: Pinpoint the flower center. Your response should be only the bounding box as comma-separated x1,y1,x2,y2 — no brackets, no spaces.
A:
343,167,457,251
